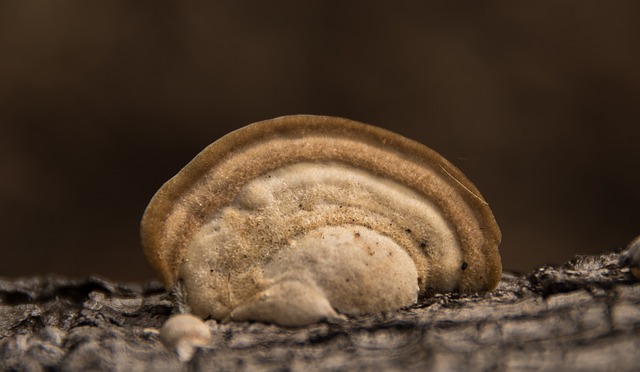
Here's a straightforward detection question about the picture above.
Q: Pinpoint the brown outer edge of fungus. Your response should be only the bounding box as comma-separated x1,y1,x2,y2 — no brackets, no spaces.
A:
140,115,502,290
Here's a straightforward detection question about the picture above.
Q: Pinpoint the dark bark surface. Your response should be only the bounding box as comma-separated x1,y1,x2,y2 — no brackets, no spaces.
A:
2,251,639,371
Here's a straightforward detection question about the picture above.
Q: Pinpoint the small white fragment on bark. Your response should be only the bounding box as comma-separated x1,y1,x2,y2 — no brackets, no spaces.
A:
160,314,211,362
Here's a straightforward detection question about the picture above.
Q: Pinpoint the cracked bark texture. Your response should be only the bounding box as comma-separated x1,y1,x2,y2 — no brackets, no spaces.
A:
1,251,639,371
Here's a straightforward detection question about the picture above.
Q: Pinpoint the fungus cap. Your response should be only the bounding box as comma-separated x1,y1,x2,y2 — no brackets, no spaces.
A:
141,115,502,325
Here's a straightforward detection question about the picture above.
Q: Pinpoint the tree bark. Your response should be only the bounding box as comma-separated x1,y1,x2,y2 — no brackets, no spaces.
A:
1,251,639,371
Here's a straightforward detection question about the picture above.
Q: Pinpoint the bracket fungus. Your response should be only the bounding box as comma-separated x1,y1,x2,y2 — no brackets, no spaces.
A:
141,115,502,326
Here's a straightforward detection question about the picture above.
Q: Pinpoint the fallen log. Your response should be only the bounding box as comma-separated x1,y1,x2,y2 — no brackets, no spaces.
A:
1,251,639,371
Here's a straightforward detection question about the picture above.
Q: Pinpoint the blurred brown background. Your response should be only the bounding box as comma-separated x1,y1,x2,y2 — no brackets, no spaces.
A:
1,1,639,282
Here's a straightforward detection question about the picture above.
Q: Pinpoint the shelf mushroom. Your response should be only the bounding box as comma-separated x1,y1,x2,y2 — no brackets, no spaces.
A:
141,115,502,326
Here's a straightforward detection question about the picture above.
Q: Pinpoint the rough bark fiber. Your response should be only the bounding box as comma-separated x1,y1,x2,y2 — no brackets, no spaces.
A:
1,251,639,371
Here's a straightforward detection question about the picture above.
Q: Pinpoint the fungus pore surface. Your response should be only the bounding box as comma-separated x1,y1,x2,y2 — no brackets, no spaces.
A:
141,115,502,326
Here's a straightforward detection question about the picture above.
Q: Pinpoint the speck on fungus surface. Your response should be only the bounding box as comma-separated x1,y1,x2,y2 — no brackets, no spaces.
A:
141,115,502,327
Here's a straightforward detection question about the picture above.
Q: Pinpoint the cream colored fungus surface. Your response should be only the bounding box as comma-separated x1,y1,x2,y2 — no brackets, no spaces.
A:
180,162,462,325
